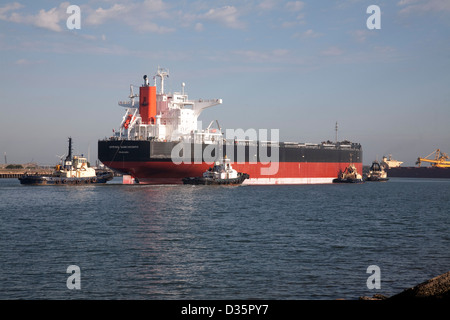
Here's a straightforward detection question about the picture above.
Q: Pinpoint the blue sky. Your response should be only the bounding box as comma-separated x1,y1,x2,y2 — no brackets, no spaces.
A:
1,0,449,165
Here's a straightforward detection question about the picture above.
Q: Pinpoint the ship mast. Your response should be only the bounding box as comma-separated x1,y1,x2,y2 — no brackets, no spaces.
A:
335,121,338,143
64,137,73,170
155,67,169,94
65,137,72,162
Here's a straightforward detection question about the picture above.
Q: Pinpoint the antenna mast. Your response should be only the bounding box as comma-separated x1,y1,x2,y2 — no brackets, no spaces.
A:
65,137,72,162
335,121,338,143
156,67,169,94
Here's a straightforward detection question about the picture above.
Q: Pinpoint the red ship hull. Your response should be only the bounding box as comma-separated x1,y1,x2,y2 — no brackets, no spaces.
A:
107,160,363,185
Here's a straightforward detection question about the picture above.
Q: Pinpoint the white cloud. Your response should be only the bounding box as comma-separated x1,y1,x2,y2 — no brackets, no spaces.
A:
194,22,204,32
286,1,305,12
33,6,66,32
0,1,311,35
281,1,306,27
14,58,45,65
85,4,128,26
0,1,174,34
15,58,30,65
84,1,174,33
234,50,269,62
398,0,450,14
258,0,280,11
142,0,167,12
0,2,69,32
202,6,245,29
351,30,369,43
0,2,23,18
295,29,322,39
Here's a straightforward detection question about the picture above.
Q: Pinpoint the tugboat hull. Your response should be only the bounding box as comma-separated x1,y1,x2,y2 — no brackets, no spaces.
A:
182,173,249,185
332,178,364,183
19,171,113,185
365,176,389,182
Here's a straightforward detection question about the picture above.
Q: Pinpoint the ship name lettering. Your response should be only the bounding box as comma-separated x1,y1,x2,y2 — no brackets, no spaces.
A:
108,146,139,149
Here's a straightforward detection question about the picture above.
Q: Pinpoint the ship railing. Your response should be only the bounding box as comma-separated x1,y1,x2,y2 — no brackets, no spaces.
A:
190,131,224,144
305,143,319,147
279,142,306,148
193,98,222,103
259,141,280,147
234,139,258,146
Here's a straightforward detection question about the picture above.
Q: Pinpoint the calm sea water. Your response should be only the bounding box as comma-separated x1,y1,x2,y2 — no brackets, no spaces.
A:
0,177,448,300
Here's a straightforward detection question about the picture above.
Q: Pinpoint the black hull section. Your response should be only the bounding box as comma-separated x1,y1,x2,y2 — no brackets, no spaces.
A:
386,167,450,178
98,140,362,164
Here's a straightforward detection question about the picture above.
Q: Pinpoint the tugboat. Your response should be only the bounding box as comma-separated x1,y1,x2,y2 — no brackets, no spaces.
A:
182,158,249,185
19,138,113,185
333,163,364,183
365,160,389,182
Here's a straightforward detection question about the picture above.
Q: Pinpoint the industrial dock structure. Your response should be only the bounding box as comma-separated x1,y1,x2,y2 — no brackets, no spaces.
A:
382,150,450,178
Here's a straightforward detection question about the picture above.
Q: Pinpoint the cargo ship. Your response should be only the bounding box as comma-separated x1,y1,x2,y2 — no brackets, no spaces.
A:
98,67,362,184
382,151,450,179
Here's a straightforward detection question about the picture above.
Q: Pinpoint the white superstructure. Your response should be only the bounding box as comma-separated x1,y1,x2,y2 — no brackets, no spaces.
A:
57,155,96,178
381,155,403,168
203,158,239,180
114,67,223,144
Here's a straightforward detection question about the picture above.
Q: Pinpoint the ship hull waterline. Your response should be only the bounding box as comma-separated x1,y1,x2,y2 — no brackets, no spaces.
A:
102,160,362,185
386,167,450,179
98,140,363,185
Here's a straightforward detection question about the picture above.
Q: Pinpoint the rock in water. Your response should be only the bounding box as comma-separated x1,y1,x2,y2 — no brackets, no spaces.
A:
389,271,450,300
